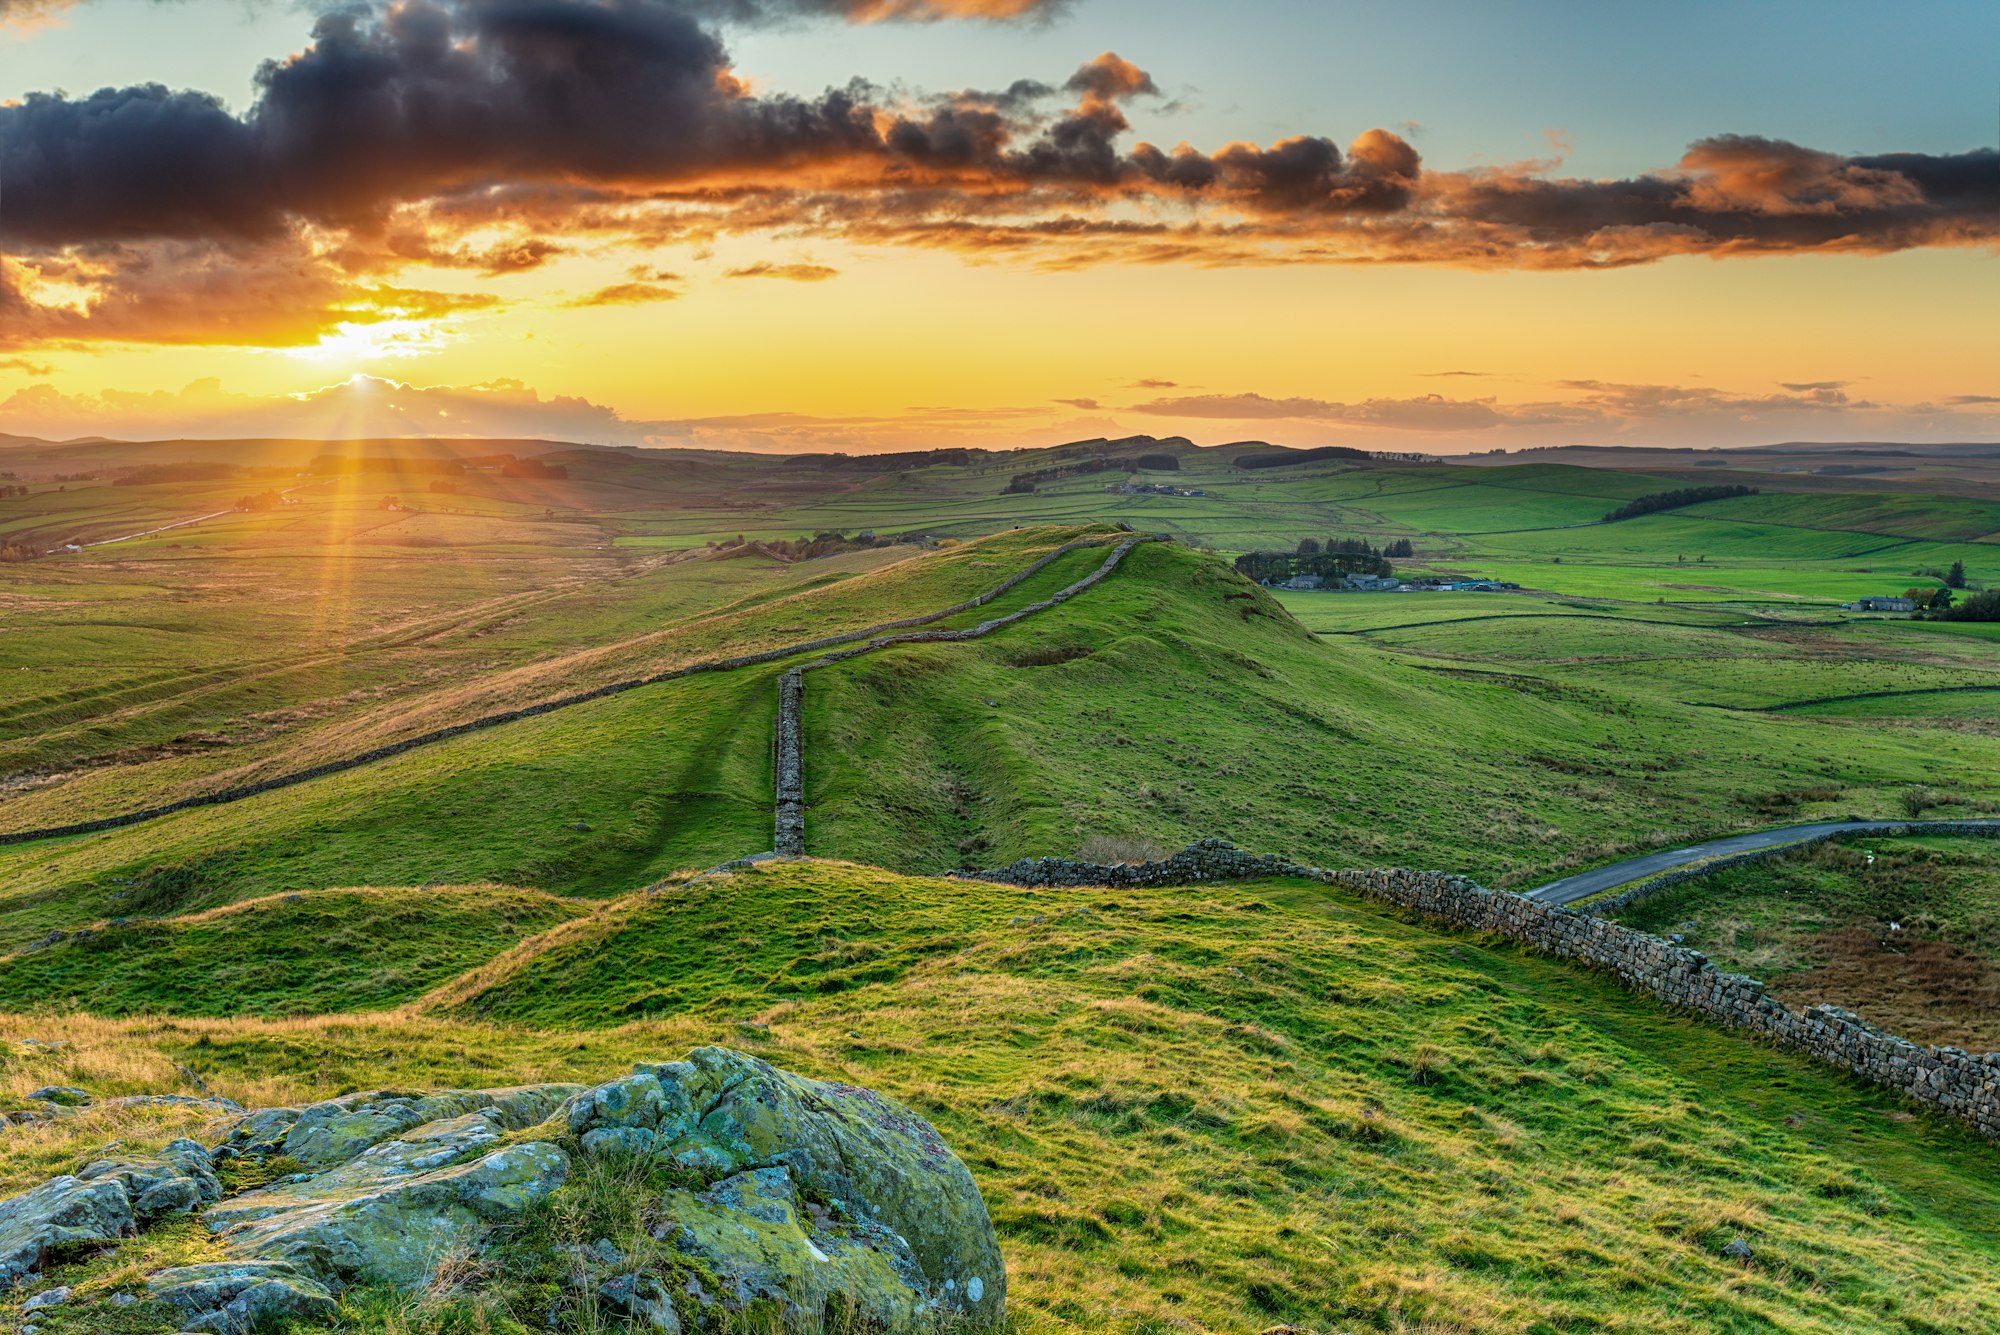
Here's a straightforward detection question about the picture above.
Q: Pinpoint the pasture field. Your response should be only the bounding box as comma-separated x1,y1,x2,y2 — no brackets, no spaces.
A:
1616,836,2000,1051
6,440,2000,1333
7,533,1997,943
6,861,2000,1334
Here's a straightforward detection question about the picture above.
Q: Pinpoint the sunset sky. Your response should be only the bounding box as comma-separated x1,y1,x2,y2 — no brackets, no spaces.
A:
4,0,1997,453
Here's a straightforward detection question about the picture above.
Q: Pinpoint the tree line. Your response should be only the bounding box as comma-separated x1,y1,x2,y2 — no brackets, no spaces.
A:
1601,484,1756,523
1233,535,1410,583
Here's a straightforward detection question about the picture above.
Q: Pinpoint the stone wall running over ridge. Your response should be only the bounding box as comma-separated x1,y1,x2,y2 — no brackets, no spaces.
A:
0,532,1148,849
964,838,2000,1143
773,534,1159,855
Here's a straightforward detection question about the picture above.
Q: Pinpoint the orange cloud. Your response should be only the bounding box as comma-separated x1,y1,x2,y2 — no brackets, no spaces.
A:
4,0,1997,353
564,281,683,307
724,261,839,281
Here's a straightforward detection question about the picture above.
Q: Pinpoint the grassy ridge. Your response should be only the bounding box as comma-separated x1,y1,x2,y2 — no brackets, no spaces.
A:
801,542,2000,884
5,860,2000,1333
0,887,588,1017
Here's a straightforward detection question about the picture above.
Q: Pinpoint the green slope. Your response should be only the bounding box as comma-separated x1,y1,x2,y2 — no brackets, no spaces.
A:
8,859,1999,1334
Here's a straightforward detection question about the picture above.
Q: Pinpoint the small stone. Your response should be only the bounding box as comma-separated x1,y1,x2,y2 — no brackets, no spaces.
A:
1722,1236,1754,1261
22,1285,71,1310
25,1086,89,1107
598,1273,680,1332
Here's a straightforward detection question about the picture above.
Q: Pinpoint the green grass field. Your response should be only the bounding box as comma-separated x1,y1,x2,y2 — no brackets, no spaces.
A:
1616,835,2000,1052
7,860,2000,1334
7,441,2000,1332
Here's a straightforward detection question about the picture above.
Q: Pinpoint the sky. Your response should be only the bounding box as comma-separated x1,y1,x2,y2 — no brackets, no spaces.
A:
3,0,1997,453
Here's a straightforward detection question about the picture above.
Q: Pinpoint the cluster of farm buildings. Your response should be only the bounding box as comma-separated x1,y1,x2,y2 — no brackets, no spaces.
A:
1103,482,1207,497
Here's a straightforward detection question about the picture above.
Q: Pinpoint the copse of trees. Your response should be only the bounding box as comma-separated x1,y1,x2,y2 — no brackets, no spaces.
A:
1601,484,1755,523
1928,589,2000,622
1133,453,1180,471
1903,586,1954,611
233,490,286,512
1235,536,1394,584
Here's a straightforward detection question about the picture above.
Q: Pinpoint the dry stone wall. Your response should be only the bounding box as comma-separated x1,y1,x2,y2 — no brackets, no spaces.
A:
965,838,2000,1142
773,534,1160,855
0,531,1150,849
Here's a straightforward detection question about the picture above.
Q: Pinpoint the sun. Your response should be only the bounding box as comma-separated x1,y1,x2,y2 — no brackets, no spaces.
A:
287,318,454,364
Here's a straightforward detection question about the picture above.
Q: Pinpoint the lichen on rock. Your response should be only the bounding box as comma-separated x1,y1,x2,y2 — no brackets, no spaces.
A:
0,1048,1003,1331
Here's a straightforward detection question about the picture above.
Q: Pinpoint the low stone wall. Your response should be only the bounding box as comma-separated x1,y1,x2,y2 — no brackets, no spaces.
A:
772,534,1162,855
964,838,2000,1142
0,532,1148,849
966,837,1313,888
1584,819,2000,916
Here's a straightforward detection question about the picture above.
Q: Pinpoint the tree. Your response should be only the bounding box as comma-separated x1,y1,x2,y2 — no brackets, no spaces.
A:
1947,560,1967,589
1937,589,2000,622
1297,537,1321,555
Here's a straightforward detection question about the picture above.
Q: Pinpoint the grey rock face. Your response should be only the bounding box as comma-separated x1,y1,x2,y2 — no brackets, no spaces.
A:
0,1051,1004,1331
149,1260,339,1332
0,1141,220,1290
599,1272,681,1332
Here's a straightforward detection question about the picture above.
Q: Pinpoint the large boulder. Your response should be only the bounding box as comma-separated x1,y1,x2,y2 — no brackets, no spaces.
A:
0,1140,220,1289
570,1046,1005,1322
0,1051,1004,1330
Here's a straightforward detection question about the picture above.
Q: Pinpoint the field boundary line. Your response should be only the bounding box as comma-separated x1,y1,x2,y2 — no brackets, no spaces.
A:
773,533,1161,854
0,532,1140,847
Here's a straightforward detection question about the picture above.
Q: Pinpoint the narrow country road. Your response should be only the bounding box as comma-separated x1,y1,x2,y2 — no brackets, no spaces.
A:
1524,819,2000,906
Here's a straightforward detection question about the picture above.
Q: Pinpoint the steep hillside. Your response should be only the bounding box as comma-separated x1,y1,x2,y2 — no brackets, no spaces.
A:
3,860,1998,1334
801,541,2000,883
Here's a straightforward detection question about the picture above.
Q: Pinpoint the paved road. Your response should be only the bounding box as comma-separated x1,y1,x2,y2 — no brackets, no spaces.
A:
1524,819,2000,907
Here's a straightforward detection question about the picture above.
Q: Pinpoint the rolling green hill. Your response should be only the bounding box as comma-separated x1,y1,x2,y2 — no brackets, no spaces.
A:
5,859,2000,1334
8,446,2000,1334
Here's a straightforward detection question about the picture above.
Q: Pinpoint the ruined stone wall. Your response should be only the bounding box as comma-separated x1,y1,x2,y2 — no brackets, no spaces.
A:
965,838,2000,1141
0,531,1153,849
771,534,1162,855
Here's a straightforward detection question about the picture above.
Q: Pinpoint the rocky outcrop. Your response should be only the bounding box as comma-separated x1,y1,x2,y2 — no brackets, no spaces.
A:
570,1046,1003,1324
0,1049,1004,1332
0,1140,221,1288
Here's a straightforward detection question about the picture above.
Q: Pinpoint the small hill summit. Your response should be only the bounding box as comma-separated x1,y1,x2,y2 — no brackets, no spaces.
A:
0,1048,1003,1333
